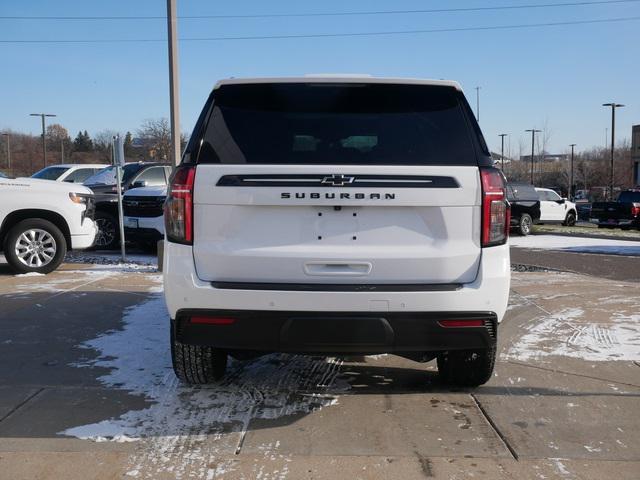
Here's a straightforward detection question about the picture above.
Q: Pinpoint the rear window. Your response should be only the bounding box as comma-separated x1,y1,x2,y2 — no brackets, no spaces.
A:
507,183,538,202
32,166,69,180
619,191,640,203
196,83,481,166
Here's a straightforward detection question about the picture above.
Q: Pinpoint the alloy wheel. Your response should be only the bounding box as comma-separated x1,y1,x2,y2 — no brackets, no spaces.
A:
14,228,57,268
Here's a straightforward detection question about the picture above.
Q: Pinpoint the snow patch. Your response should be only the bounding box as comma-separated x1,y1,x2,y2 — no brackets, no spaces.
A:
510,234,640,256
62,292,349,479
504,307,640,362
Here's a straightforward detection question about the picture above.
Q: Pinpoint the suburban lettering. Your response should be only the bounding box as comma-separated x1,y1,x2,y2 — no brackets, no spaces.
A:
279,192,397,200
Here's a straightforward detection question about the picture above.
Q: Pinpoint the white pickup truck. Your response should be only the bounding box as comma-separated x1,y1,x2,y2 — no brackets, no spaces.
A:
0,175,97,274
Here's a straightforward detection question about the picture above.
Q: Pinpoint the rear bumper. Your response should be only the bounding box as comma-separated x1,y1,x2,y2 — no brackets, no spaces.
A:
174,309,497,354
163,241,510,323
590,218,639,227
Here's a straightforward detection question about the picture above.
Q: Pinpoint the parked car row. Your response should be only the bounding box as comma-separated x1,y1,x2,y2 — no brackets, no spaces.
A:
0,162,172,274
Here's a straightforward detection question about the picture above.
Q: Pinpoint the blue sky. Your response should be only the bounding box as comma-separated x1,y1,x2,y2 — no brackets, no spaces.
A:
1,0,638,155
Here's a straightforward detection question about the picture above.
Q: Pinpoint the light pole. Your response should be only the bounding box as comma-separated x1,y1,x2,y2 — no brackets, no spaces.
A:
569,144,576,200
167,0,181,168
1,133,9,169
30,113,56,170
525,129,541,185
602,103,624,200
475,86,481,122
499,134,508,171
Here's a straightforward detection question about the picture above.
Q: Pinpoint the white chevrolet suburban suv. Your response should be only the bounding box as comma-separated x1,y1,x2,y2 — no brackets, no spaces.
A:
0,176,96,273
163,77,511,387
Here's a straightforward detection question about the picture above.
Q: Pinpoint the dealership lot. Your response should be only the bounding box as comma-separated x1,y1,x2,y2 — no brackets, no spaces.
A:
0,237,639,480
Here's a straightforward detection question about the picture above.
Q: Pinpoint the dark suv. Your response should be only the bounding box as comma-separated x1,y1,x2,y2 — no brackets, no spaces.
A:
84,162,172,249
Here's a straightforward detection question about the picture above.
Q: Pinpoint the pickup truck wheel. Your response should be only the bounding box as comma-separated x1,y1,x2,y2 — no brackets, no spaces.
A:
563,211,576,227
171,327,227,384
93,212,119,250
517,214,532,236
3,219,67,274
437,345,496,387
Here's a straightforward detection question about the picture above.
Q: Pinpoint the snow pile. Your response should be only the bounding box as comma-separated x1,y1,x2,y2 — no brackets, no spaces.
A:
510,234,640,256
65,251,158,270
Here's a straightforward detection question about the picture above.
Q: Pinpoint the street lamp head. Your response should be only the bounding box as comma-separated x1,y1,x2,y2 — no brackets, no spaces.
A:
570,143,576,147
602,103,625,108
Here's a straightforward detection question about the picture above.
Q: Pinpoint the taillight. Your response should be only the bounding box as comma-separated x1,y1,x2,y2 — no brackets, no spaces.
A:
190,316,236,325
438,319,485,328
164,165,196,244
480,168,510,247
631,204,640,217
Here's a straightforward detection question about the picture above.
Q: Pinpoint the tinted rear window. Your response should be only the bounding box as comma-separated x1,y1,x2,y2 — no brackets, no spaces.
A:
619,191,640,203
32,166,69,180
507,183,538,202
196,83,479,166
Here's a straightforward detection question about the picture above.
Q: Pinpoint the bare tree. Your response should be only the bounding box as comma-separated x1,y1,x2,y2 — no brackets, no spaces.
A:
137,118,171,162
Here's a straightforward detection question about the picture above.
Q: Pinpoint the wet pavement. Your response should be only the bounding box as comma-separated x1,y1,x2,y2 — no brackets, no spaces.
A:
0,252,639,479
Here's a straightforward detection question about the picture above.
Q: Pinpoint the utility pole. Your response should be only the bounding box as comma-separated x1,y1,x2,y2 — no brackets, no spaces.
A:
167,0,181,168
602,103,624,200
475,86,481,122
499,134,508,171
30,113,56,171
1,133,9,169
569,144,576,200
525,129,541,185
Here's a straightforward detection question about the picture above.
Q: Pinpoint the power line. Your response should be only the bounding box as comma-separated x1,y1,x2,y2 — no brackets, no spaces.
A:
1,0,639,20
1,15,638,44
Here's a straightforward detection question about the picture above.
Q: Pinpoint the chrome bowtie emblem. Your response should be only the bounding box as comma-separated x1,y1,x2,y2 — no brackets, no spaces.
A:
320,174,355,186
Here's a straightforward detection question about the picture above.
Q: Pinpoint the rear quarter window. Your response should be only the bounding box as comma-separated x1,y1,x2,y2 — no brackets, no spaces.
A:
195,82,486,166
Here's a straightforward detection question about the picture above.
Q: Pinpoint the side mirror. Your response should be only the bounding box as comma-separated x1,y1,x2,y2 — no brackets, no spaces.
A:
131,180,148,189
558,198,566,204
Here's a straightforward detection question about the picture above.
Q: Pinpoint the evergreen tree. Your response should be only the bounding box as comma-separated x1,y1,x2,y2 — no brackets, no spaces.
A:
73,130,93,152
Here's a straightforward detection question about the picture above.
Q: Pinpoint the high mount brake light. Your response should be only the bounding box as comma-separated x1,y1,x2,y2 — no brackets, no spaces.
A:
164,165,196,244
480,168,510,247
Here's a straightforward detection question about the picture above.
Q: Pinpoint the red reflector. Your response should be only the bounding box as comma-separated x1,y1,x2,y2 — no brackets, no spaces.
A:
190,316,236,325
438,319,485,328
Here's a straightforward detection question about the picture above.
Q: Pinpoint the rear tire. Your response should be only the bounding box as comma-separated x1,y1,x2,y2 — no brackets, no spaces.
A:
171,326,228,384
437,345,496,387
3,219,67,274
563,211,576,227
517,214,532,236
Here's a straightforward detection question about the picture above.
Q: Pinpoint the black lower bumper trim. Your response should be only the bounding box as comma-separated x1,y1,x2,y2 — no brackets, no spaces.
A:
174,309,497,354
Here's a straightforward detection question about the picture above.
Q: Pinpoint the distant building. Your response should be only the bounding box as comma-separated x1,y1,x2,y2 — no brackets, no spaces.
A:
520,153,569,162
633,125,640,186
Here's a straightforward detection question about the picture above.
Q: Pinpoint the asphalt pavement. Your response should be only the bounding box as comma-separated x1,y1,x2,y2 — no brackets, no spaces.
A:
0,245,638,479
